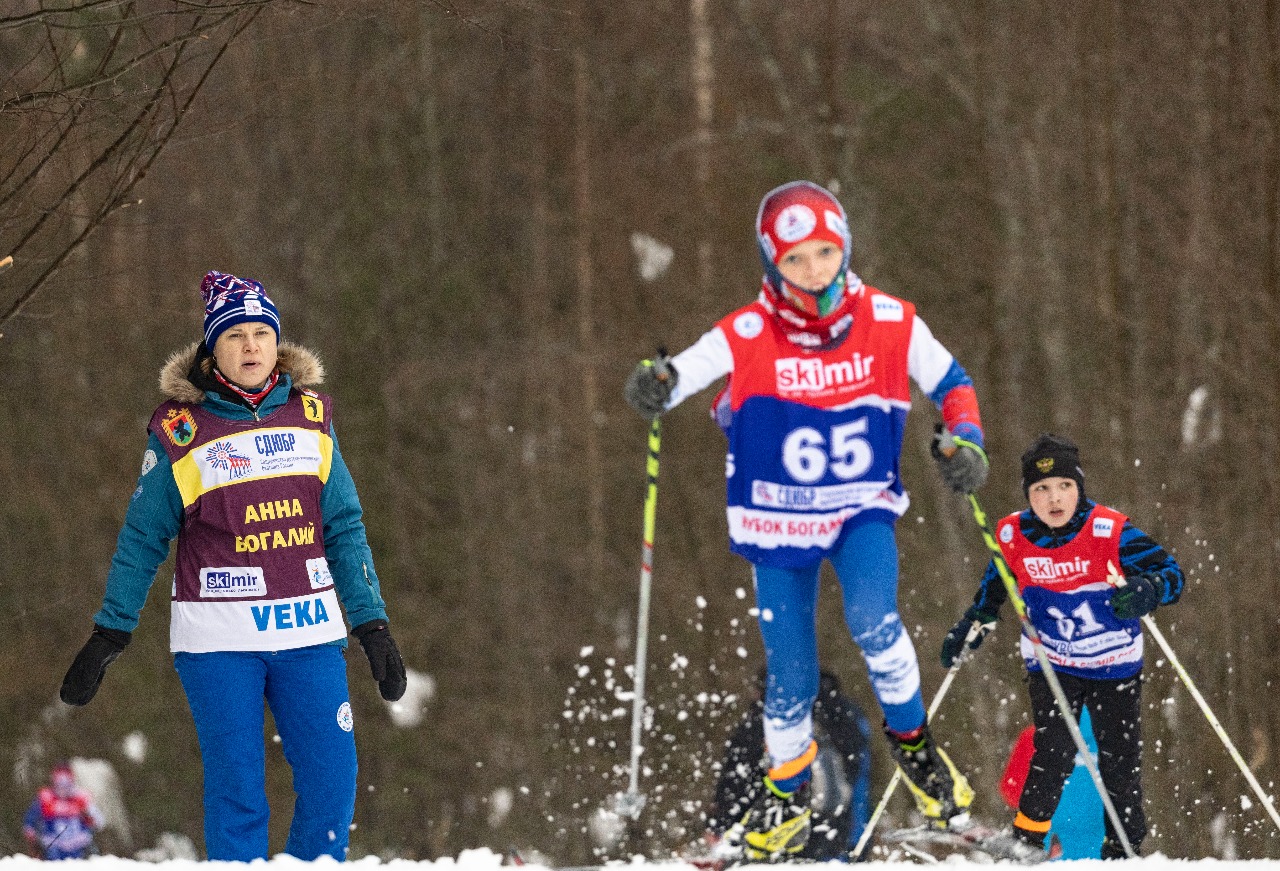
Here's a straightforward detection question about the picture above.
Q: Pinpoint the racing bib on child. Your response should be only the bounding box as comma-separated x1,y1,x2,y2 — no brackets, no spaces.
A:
717,287,915,567
998,505,1143,679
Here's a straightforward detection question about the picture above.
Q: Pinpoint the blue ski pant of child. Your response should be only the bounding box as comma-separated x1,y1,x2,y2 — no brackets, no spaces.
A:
753,517,926,770
175,645,358,861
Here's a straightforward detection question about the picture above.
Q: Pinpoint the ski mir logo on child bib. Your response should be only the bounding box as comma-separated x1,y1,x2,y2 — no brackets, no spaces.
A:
1023,555,1091,583
775,352,875,394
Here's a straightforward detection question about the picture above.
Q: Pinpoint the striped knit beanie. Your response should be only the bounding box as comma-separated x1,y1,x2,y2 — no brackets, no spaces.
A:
200,270,281,350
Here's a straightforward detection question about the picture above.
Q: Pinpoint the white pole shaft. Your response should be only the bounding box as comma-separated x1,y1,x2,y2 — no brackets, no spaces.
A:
1104,560,1280,833
1144,613,1280,831
623,419,661,816
627,558,652,798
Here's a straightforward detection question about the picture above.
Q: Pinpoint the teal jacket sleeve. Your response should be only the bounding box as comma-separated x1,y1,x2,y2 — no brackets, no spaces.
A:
322,424,389,629
94,433,183,632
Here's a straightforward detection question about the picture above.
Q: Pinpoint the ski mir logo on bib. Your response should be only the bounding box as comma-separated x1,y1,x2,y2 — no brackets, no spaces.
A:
776,353,874,392
1023,555,1091,582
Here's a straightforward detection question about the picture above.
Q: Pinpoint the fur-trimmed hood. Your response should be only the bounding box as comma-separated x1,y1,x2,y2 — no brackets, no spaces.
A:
158,340,325,404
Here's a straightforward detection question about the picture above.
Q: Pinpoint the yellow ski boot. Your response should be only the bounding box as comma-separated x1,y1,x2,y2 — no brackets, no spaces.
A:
885,724,974,827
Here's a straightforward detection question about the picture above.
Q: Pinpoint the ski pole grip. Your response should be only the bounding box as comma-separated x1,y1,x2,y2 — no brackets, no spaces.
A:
1105,560,1127,588
653,346,671,383
934,423,957,458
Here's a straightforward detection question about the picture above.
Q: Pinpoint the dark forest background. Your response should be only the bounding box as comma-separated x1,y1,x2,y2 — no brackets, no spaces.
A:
2,0,1279,863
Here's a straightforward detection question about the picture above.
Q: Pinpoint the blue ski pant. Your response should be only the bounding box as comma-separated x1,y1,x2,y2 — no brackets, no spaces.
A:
174,645,358,861
753,517,926,772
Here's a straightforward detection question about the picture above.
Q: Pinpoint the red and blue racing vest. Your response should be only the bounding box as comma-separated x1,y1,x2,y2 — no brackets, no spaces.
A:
997,505,1144,679
717,288,915,567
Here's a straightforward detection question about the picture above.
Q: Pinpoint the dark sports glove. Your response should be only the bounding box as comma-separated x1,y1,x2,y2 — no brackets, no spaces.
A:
624,353,677,420
352,620,407,701
939,606,998,667
1111,572,1161,620
931,425,990,493
60,625,131,706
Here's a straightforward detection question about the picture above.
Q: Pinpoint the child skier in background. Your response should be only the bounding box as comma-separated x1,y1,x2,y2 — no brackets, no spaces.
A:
625,180,990,857
940,433,1184,860
22,763,104,860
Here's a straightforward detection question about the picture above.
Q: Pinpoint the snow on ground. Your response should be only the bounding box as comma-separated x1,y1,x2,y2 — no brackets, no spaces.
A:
1,853,1278,871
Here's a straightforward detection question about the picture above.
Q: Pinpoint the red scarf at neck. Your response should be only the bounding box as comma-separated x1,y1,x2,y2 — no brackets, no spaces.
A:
214,368,280,409
759,272,863,352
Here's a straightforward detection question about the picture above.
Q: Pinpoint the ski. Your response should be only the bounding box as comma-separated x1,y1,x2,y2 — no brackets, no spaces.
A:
880,821,1050,864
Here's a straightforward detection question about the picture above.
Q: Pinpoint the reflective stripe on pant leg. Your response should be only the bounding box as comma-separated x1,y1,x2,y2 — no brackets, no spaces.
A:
830,519,925,732
174,651,270,862
752,561,821,770
264,644,358,861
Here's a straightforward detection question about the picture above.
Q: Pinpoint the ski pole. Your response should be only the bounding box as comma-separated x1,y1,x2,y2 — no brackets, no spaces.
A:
850,621,982,860
965,492,1136,857
618,416,662,820
1105,562,1280,834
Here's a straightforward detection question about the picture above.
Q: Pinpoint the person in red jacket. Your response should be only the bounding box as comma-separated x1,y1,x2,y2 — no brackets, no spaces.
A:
22,763,104,860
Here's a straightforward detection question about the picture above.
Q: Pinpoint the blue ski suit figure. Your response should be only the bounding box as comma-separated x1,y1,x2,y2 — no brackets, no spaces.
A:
59,272,407,862
22,764,103,860
625,182,990,852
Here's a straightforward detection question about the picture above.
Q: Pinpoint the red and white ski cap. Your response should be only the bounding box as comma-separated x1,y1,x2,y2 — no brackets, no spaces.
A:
755,181,850,266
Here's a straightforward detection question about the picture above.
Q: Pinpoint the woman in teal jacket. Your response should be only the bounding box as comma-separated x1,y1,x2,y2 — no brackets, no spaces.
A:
60,271,406,862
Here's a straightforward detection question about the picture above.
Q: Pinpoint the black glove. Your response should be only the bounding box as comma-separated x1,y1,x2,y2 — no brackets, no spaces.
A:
939,606,998,667
623,353,677,420
931,425,989,493
60,625,131,706
352,620,407,701
1111,573,1161,620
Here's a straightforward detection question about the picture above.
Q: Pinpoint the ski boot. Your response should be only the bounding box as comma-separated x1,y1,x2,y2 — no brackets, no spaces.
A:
982,820,1051,865
884,723,974,827
739,777,812,860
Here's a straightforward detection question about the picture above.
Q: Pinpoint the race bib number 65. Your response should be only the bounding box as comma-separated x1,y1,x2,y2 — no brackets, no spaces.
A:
781,419,873,484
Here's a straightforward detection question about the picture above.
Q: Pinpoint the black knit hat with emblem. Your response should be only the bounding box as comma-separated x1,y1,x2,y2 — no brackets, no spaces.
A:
1020,433,1085,500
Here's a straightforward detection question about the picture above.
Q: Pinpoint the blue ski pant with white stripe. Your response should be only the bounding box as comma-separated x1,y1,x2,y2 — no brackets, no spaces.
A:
753,517,926,770
175,645,358,861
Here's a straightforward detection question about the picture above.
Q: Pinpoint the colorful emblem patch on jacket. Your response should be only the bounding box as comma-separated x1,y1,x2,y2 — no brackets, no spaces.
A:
161,408,197,446
204,440,254,480
301,394,324,423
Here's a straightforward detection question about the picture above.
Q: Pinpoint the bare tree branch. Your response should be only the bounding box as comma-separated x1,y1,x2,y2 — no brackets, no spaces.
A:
2,2,271,110
0,3,268,337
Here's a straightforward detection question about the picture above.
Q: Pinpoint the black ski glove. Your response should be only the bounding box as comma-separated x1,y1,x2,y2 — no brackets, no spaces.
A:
939,606,998,668
931,425,990,493
352,620,407,701
60,625,132,706
624,353,677,420
1111,572,1162,620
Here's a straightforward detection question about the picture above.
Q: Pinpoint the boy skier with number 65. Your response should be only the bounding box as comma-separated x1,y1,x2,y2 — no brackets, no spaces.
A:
940,434,1184,860
624,180,989,857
